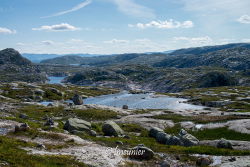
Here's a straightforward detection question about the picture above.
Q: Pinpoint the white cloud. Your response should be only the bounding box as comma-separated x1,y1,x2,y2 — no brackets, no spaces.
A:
174,36,213,45
129,19,194,29
237,15,250,24
241,39,250,43
69,39,85,43
181,0,250,15
41,40,54,45
111,0,155,18
32,23,80,32
41,0,92,18
103,39,129,44
16,42,26,46
0,27,16,34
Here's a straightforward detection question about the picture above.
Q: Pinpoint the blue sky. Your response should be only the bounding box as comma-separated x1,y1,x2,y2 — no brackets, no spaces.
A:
0,0,250,54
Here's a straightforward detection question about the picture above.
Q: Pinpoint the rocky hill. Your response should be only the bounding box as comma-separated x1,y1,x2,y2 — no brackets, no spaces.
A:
64,65,249,93
170,43,250,55
0,48,47,83
154,47,250,70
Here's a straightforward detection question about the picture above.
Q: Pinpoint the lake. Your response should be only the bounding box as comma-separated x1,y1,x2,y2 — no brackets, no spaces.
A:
48,76,66,84
84,91,204,110
45,77,204,110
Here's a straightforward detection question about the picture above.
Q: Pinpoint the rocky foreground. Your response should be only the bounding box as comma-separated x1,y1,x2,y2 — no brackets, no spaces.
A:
0,82,250,167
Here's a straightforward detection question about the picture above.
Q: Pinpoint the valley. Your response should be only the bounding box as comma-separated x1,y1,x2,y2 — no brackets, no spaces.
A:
0,43,250,167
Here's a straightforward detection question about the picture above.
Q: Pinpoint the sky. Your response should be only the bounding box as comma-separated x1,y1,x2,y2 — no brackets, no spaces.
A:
0,0,250,54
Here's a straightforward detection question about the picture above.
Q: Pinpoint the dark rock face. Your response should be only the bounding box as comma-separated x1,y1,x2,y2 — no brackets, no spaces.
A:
102,121,124,137
217,138,233,149
149,127,164,138
129,144,154,160
0,48,32,66
122,105,128,109
166,136,183,146
199,71,238,88
72,94,83,105
156,132,171,144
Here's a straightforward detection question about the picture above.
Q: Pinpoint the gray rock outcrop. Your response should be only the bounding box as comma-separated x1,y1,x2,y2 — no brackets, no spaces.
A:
64,118,91,133
102,121,124,137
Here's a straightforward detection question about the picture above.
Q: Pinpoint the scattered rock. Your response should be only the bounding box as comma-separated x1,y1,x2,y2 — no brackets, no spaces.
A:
64,118,91,133
160,161,170,167
102,121,124,137
228,157,236,162
89,130,97,137
217,138,233,149
196,157,213,167
123,135,130,139
44,118,54,126
34,89,45,96
47,103,53,107
129,144,154,160
156,132,171,144
115,141,123,145
122,105,128,109
19,113,29,119
72,94,83,105
15,123,30,132
37,144,46,149
149,127,164,138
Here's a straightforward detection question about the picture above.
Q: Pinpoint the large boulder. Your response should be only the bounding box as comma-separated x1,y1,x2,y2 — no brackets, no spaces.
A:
179,129,199,146
72,94,83,105
64,118,91,133
129,144,154,160
149,127,164,138
102,121,124,137
156,132,171,144
217,138,233,149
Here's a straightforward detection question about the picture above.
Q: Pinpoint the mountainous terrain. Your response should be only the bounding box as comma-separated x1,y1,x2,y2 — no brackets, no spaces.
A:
0,48,47,82
24,53,101,63
154,47,250,70
40,43,250,71
50,43,250,92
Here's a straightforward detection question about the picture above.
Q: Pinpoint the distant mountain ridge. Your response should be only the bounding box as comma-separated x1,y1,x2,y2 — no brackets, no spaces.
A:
40,43,250,71
23,53,101,63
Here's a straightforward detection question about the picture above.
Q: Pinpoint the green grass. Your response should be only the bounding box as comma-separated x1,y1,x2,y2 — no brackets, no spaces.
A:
164,125,250,141
152,113,247,124
119,123,148,137
73,109,118,121
19,105,66,121
223,102,250,112
0,136,87,167
189,127,250,141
